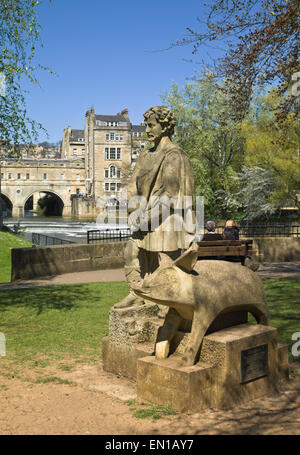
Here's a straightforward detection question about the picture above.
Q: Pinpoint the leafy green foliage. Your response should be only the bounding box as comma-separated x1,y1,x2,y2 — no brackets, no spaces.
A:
242,89,300,211
223,166,278,223
161,78,299,221
0,0,53,149
161,74,245,218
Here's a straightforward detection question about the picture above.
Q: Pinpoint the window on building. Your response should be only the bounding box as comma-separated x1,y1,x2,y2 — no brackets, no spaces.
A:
26,173,30,180
110,132,114,141
117,183,121,192
105,183,109,191
110,165,116,178
119,135,123,141
73,149,78,155
1,173,3,180
105,148,109,160
82,149,85,155
117,148,121,160
104,169,109,178
110,183,116,191
61,173,65,180
117,169,121,178
110,148,116,160
43,173,47,180
76,174,80,181
8,173,12,180
17,173,21,179
106,134,109,141
115,135,119,141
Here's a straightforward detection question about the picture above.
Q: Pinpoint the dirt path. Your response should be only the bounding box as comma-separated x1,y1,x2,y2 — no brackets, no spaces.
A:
0,361,299,435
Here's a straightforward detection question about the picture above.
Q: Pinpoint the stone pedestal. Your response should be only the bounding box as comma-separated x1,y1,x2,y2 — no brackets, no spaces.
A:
137,324,289,411
102,302,165,380
102,306,289,411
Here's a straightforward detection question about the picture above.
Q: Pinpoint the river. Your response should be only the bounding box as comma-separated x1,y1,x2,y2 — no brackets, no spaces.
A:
3,214,129,244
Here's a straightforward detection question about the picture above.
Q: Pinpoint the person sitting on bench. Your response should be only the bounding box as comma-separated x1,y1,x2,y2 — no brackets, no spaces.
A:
202,220,224,241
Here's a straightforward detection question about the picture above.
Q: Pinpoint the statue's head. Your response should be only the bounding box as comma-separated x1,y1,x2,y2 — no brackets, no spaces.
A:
143,106,176,139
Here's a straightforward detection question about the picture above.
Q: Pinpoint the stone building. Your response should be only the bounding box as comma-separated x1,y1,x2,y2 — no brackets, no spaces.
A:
1,108,146,218
84,107,132,201
61,127,85,160
131,123,146,164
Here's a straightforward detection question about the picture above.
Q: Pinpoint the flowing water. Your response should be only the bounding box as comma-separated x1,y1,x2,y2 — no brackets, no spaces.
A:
3,213,129,244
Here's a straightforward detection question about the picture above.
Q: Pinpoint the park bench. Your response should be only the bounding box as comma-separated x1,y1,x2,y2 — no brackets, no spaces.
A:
197,240,253,265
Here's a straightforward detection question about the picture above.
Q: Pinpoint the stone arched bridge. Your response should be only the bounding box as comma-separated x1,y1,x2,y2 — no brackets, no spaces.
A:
1,157,86,217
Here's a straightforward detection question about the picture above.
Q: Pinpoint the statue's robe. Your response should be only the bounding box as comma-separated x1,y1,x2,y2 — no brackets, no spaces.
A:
126,142,195,252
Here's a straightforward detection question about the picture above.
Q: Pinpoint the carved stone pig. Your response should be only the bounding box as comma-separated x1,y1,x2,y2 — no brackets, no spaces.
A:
133,255,269,367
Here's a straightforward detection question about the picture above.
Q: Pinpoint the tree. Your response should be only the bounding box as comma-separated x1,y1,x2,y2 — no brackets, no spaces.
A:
241,88,300,210
171,0,299,122
0,0,52,226
222,166,278,223
0,0,53,149
161,74,245,218
161,77,300,220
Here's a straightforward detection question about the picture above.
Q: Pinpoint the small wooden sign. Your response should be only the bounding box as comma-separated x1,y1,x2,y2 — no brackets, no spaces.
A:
241,344,268,383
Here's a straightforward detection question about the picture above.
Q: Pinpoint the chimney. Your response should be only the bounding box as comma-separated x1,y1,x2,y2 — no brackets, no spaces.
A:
121,108,130,122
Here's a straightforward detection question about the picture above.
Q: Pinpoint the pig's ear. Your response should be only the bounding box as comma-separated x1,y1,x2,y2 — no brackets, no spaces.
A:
173,246,199,272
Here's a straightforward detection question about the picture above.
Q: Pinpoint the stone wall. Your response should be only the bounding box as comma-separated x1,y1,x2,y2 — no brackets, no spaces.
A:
71,197,97,218
250,237,300,262
10,237,300,281
11,242,126,281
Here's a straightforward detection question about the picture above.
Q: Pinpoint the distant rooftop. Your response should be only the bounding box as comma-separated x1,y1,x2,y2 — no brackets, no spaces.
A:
132,124,146,133
70,129,85,141
95,114,128,123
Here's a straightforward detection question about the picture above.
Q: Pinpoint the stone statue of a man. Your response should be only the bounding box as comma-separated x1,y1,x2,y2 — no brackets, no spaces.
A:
115,105,195,308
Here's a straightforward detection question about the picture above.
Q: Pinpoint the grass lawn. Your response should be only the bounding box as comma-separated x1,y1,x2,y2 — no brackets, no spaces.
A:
262,279,300,360
0,279,299,378
0,282,129,369
0,231,33,283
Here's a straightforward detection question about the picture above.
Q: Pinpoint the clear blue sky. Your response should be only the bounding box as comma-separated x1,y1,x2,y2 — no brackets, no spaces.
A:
25,0,214,143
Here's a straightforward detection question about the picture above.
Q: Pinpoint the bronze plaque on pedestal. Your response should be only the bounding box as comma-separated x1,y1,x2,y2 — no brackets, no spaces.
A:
241,344,268,383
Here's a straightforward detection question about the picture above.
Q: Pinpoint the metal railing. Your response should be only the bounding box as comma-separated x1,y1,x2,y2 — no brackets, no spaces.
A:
31,232,75,246
86,224,300,244
215,224,300,238
240,224,300,237
87,228,132,244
